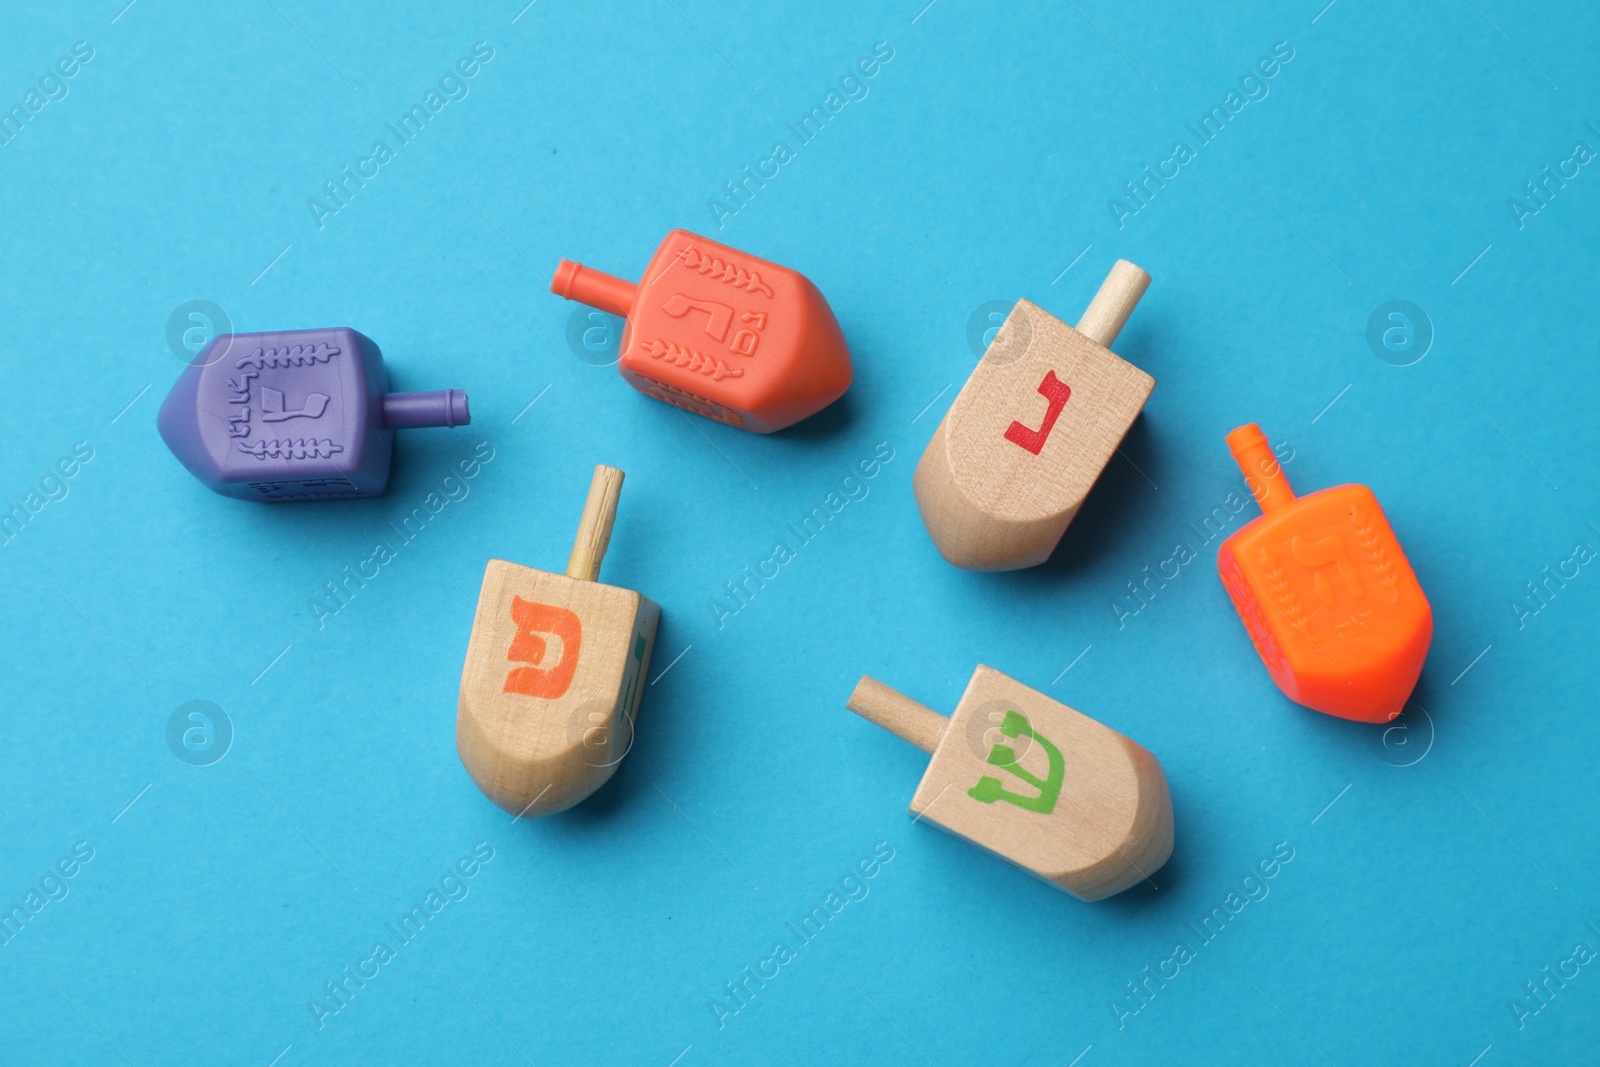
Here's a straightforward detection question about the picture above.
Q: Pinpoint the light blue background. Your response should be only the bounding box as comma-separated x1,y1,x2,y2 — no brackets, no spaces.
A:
2,1,1597,1063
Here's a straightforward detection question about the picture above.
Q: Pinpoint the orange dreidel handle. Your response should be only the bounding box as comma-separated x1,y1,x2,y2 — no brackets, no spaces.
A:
1227,423,1295,515
552,259,637,319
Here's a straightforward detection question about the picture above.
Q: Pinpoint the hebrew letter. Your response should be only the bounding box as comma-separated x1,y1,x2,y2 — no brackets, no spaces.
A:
259,386,332,423
660,294,734,342
1290,532,1364,607
966,710,1065,814
619,633,647,725
503,597,583,699
1003,370,1072,456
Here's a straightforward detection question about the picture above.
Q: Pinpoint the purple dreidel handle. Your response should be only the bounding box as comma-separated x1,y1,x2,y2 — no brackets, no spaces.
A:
158,327,470,501
382,391,470,429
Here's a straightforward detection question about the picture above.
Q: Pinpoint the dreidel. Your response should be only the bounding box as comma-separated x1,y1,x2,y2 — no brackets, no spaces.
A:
456,465,659,817
1218,424,1433,723
552,229,852,432
158,327,469,501
845,666,1173,901
914,261,1155,570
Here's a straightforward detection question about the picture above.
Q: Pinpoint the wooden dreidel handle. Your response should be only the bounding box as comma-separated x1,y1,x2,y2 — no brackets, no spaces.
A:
846,666,1173,901
1076,259,1151,347
456,465,660,817
565,465,623,581
1217,423,1433,723
913,261,1155,570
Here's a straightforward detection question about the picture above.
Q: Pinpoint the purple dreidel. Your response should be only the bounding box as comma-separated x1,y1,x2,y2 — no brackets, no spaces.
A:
158,327,469,501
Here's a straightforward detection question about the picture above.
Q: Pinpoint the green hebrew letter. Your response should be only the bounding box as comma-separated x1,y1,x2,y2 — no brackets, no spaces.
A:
620,634,647,725
967,710,1064,814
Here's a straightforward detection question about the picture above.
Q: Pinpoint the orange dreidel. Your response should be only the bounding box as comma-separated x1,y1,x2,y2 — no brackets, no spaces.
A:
1217,424,1433,723
456,465,659,817
845,666,1174,901
552,229,852,432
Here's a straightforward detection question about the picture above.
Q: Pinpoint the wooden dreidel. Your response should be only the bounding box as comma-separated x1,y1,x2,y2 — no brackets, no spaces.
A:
845,666,1173,901
456,466,659,817
1218,424,1432,723
914,261,1155,570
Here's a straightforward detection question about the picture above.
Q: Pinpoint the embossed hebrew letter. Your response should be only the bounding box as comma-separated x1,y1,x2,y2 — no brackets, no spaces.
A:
1003,370,1072,456
1290,532,1364,607
660,294,734,342
503,597,584,699
259,386,332,423
967,710,1065,814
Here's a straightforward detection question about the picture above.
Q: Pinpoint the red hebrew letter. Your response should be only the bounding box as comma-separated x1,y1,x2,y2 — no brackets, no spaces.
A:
1003,370,1072,456
503,597,583,699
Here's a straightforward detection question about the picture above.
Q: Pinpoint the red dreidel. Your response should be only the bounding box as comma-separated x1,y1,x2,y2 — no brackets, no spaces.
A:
552,229,852,432
1217,424,1433,723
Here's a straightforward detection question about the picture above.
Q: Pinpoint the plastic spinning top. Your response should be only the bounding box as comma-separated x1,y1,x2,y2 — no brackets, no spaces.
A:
158,327,469,501
1217,423,1433,723
553,229,851,433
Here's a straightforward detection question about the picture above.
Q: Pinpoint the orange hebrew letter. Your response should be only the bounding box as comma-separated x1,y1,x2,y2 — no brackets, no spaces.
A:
503,597,583,699
659,294,734,342
1290,532,1364,606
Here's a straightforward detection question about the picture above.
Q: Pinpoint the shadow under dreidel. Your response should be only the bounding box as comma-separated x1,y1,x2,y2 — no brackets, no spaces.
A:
1368,670,1442,768
1096,810,1187,915
539,612,680,832
529,738,640,829
1018,299,1171,578
983,414,1167,590
770,380,857,445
